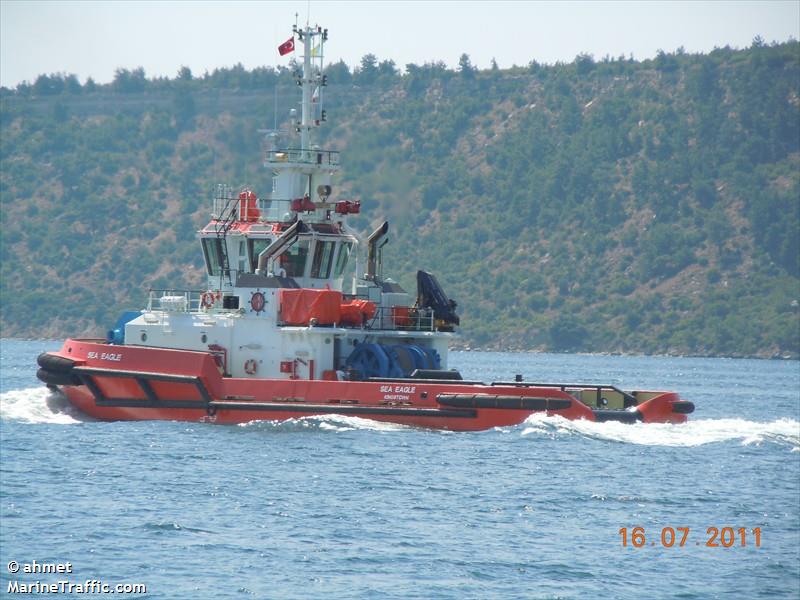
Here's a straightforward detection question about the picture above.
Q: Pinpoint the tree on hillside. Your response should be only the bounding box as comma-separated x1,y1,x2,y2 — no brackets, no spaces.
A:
178,66,193,82
356,54,378,85
378,59,399,81
325,60,352,84
113,67,146,93
458,53,476,79
655,49,679,73
33,74,65,96
173,87,196,130
575,53,595,75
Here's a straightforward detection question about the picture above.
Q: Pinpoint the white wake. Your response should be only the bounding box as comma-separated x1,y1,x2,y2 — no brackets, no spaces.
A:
521,413,800,449
237,414,411,432
0,387,88,424
1,389,411,431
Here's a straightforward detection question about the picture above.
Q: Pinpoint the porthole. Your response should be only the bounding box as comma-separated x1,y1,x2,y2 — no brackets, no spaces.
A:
201,334,208,343
141,332,148,342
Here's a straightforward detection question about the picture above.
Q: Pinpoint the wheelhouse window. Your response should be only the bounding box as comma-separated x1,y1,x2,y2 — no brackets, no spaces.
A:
334,242,353,277
280,239,309,277
201,238,224,276
248,238,271,272
238,241,247,273
310,240,335,279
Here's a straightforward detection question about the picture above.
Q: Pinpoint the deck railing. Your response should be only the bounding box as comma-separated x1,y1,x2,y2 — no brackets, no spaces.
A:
359,306,435,332
266,148,340,166
211,194,321,223
147,290,200,312
146,289,438,333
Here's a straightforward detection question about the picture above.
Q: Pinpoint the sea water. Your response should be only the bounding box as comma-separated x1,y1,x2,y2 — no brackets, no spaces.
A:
1,339,798,599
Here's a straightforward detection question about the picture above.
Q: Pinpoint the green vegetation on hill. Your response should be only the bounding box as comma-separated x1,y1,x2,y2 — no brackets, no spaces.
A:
1,41,798,357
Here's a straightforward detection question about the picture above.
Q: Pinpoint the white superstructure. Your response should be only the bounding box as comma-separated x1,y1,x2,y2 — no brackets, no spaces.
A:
119,24,460,381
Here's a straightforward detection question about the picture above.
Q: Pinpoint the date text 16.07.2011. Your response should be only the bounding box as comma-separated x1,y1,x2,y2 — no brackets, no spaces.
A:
619,527,762,548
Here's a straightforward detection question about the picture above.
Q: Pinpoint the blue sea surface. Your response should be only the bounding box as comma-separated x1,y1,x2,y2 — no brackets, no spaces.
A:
1,339,798,599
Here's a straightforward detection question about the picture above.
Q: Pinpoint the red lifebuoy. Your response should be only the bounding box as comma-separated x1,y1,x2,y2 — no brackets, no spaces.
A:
244,359,258,375
201,291,215,309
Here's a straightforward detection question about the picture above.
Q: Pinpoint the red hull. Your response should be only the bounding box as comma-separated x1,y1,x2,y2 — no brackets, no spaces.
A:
40,339,690,431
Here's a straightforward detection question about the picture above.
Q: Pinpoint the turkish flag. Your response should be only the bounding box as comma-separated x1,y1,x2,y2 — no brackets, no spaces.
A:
278,37,295,56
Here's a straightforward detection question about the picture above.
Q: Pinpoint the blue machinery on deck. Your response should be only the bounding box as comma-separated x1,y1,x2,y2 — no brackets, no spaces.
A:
345,343,441,379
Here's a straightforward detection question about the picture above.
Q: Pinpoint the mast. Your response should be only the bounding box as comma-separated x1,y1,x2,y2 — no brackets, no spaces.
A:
293,23,328,155
262,23,341,228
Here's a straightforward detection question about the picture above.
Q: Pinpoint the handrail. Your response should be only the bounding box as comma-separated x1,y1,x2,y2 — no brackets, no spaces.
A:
362,306,435,332
210,194,297,222
490,381,638,406
266,148,340,166
146,289,207,313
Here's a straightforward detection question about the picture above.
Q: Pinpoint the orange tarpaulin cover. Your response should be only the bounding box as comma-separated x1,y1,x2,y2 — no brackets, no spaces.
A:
279,289,342,325
340,299,377,326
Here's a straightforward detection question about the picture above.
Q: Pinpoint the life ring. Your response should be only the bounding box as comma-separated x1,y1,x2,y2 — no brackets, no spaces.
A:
201,291,216,309
244,359,258,375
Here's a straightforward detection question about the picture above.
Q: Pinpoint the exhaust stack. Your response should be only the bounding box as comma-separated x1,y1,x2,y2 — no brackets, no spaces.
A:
256,220,304,275
366,220,389,280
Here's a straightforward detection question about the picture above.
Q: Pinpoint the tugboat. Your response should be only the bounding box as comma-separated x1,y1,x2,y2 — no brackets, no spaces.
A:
36,24,694,430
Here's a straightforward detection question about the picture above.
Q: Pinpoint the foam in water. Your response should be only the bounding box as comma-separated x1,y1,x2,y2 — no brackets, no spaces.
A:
0,390,412,431
237,414,412,432
0,387,87,424
521,413,800,449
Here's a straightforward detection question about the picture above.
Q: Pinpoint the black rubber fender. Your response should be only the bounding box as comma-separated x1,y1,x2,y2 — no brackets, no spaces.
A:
37,353,76,373
437,394,569,411
672,401,695,414
592,409,643,424
36,368,82,387
410,369,462,380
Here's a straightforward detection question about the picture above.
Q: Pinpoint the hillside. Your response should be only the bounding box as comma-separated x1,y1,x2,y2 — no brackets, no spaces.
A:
1,42,798,357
